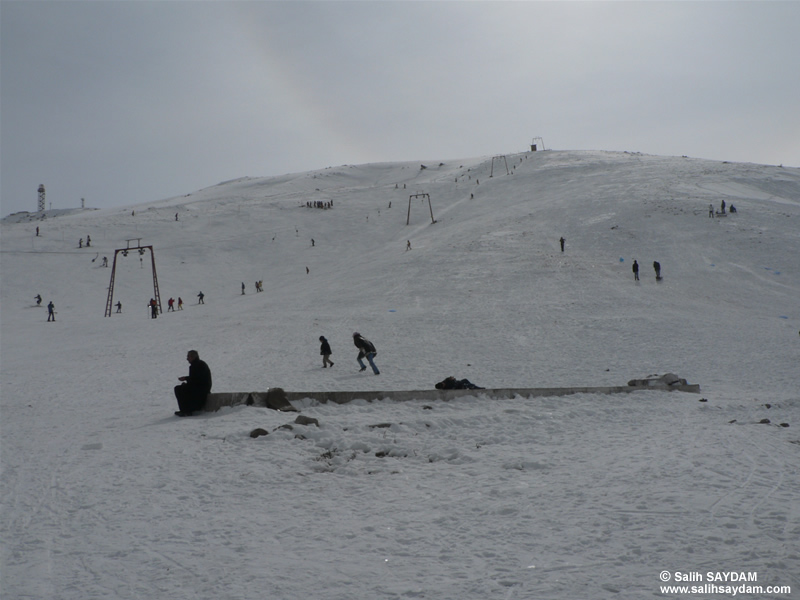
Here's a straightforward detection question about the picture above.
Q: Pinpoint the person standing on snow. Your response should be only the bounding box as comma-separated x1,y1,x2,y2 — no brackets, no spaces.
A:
197,291,204,304
632,260,639,281
653,261,662,280
47,301,56,321
319,336,334,368
174,349,212,417
559,237,565,252
353,332,380,374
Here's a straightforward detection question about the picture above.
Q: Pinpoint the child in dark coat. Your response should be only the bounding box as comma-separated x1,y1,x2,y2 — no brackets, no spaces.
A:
319,336,334,368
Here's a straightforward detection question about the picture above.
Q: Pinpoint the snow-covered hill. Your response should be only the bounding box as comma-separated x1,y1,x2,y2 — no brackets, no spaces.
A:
2,150,799,599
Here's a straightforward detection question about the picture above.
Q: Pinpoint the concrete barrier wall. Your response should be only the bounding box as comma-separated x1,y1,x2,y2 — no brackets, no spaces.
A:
205,384,700,412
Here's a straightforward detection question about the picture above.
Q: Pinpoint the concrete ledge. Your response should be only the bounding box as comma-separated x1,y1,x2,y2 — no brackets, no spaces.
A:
205,384,700,411
205,389,297,413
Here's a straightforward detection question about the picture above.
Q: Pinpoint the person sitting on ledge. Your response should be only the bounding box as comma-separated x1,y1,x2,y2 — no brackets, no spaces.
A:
174,349,212,417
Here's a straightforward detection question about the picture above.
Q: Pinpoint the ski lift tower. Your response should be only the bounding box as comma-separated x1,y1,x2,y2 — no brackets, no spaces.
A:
38,185,46,212
104,239,162,317
530,137,545,152
406,193,436,226
490,155,509,177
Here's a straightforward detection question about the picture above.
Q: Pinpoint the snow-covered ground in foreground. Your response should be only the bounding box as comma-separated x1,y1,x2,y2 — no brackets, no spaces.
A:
2,150,799,599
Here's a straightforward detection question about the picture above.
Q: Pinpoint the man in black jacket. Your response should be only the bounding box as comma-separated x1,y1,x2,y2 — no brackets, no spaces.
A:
353,332,380,375
174,350,212,416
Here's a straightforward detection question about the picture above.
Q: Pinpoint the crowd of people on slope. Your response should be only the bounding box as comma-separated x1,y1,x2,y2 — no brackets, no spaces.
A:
559,236,664,284
709,199,737,218
630,260,663,282
306,201,334,209
314,332,379,374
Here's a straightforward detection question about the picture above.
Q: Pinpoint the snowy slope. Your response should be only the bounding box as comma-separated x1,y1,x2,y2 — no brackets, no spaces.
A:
2,150,799,599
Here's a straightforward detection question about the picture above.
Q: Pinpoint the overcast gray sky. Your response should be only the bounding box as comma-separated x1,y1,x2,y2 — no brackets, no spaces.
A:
2,1,798,216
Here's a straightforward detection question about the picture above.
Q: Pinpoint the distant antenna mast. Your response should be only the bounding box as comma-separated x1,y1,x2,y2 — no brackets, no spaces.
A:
530,137,545,152
104,239,162,317
38,185,46,212
407,193,436,225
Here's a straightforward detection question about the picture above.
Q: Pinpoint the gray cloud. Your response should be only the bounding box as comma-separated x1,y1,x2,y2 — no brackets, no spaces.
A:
2,1,798,216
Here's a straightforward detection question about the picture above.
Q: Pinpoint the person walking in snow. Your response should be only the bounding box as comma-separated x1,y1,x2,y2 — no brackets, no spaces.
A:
47,301,55,321
353,332,380,375
241,282,246,295
178,297,184,310
168,297,175,312
115,301,122,313
35,294,42,306
150,298,158,319
174,349,212,417
632,260,639,281
709,204,714,218
653,261,662,281
559,237,565,252
197,291,204,304
320,336,334,368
